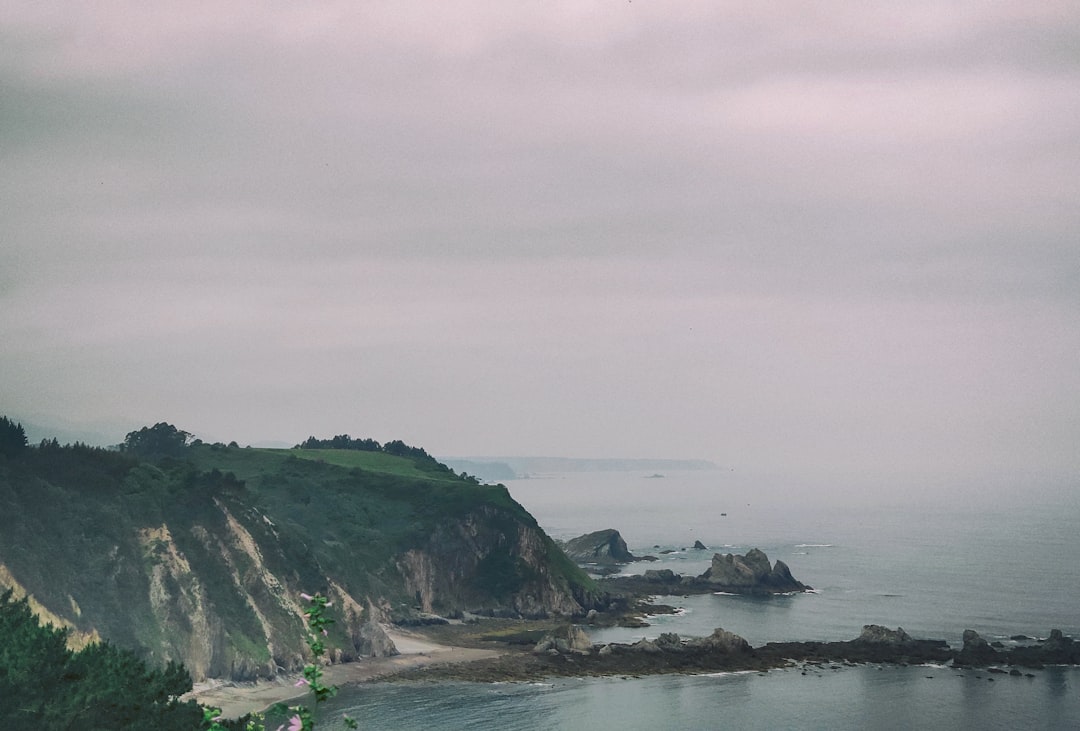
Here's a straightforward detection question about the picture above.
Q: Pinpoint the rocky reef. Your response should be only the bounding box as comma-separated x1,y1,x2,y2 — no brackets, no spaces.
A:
392,623,1080,683
603,547,810,595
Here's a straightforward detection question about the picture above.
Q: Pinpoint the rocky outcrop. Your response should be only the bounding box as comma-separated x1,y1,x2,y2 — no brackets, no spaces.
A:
700,548,807,592
561,529,639,565
534,625,592,654
390,625,1080,684
854,624,914,646
955,629,997,666
356,621,399,658
642,568,678,582
687,627,752,653
603,547,810,596
1,464,597,682
398,505,595,620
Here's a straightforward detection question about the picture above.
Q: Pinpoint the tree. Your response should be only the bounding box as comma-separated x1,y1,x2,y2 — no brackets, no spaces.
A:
0,589,204,730
121,423,192,459
0,416,28,458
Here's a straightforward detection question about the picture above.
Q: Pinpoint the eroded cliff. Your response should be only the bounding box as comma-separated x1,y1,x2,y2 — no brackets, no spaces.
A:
0,439,596,681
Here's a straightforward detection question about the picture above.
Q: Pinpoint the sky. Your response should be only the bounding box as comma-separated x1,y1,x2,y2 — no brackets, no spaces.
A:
2,2,1078,491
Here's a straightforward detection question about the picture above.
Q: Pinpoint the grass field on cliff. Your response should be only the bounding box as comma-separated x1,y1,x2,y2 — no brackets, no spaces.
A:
268,447,463,481
184,445,464,483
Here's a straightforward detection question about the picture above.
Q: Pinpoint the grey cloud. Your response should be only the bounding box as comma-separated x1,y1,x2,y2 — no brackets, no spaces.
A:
1,2,1078,490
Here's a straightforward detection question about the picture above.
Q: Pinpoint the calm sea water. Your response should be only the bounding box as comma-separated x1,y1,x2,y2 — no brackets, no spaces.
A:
325,471,1080,730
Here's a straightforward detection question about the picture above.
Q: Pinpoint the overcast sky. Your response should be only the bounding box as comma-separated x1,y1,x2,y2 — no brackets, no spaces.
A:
2,2,1078,490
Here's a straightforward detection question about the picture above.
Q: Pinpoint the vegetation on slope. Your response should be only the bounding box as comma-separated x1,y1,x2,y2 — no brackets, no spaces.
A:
0,417,597,683
0,589,204,730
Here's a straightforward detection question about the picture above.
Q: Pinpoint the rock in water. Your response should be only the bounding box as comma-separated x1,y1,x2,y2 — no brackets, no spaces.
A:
855,625,914,646
956,629,997,665
692,540,708,550
561,529,638,564
688,627,751,653
643,568,678,582
699,548,808,592
1041,629,1078,663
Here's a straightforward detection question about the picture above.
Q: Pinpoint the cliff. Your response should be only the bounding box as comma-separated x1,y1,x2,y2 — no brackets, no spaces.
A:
0,434,598,681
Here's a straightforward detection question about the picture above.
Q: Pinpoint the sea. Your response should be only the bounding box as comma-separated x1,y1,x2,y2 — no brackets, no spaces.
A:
323,470,1080,729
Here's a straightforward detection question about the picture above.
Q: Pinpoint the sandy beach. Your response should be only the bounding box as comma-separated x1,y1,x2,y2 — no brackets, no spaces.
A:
189,627,503,719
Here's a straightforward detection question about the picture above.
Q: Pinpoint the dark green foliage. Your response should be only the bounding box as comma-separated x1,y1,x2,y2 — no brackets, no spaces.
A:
0,416,28,458
296,434,456,477
297,434,381,451
476,552,535,600
0,416,598,689
0,590,204,730
122,423,192,459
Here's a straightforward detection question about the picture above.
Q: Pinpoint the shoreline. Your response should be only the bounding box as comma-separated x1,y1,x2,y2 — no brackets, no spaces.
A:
187,627,504,719
189,621,1080,719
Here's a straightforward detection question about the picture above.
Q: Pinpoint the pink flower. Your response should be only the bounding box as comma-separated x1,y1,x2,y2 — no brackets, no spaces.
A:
322,629,328,636
287,715,303,731
294,677,309,687
300,592,313,601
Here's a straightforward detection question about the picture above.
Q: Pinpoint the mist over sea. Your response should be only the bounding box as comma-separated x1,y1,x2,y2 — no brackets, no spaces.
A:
327,470,1080,729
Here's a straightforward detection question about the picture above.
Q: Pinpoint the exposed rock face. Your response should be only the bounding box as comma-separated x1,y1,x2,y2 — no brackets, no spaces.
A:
356,621,399,658
692,540,708,550
4,495,593,682
700,549,808,592
688,627,751,653
1043,629,1073,654
643,569,678,582
561,529,638,565
655,633,685,651
956,629,998,665
534,625,593,654
398,506,592,620
601,547,809,596
855,625,914,646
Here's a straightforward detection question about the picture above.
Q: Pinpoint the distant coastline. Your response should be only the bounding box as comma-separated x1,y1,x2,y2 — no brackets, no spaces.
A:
440,456,719,482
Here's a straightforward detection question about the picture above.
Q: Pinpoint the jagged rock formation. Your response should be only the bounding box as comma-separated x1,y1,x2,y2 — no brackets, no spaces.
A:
955,629,998,666
687,627,752,653
854,624,914,646
700,548,807,592
356,621,399,658
603,548,810,596
561,529,639,565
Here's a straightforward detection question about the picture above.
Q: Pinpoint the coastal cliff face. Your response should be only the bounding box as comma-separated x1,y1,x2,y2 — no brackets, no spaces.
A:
0,440,595,681
398,506,586,618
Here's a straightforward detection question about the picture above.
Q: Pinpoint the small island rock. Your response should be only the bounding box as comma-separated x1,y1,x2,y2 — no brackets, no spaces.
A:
561,529,639,564
699,548,808,592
